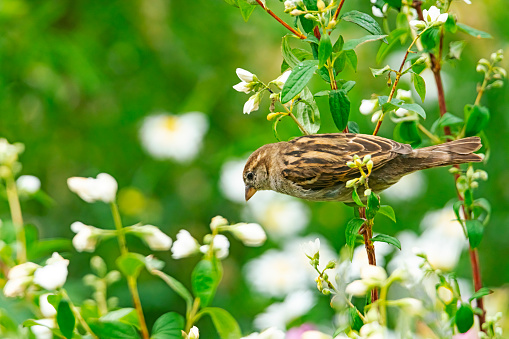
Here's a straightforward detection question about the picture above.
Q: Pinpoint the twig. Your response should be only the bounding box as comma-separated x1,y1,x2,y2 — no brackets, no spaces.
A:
413,0,486,330
359,207,378,302
6,173,26,263
254,0,307,39
333,0,346,21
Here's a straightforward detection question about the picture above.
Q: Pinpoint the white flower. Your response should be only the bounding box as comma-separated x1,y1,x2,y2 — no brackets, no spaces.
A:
39,293,57,317
409,19,426,31
302,238,320,258
371,6,383,18
371,110,382,123
16,175,41,195
233,81,252,94
220,158,248,203
437,286,454,304
359,322,385,339
171,230,200,259
130,225,172,251
242,327,286,339
200,234,230,259
397,297,424,315
3,262,39,297
236,68,255,83
139,112,208,162
396,89,412,101
254,290,315,330
243,93,261,114
230,223,267,247
359,99,377,115
70,221,102,252
243,191,310,239
345,280,369,296
272,70,292,89
67,173,118,203
0,138,24,166
31,319,55,339
382,172,426,202
188,326,199,339
244,236,337,297
463,0,471,3
423,6,448,25
360,264,387,282
33,253,69,290
210,216,229,231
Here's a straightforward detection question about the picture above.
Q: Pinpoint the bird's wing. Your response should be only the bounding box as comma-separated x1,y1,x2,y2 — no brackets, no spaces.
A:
280,133,412,190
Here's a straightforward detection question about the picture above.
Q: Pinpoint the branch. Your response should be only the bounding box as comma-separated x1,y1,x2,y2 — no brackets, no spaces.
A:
333,0,346,22
254,0,307,39
359,207,378,302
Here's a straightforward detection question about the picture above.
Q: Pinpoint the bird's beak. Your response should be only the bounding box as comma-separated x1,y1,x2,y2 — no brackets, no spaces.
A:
245,185,257,201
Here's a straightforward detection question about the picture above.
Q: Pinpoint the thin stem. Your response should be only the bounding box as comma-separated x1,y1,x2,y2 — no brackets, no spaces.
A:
254,0,307,39
417,123,441,144
127,277,149,339
283,104,310,135
6,173,26,263
358,208,378,302
110,202,128,256
61,289,98,339
185,298,201,333
373,33,422,136
475,77,489,106
333,0,346,21
110,202,149,339
412,0,487,330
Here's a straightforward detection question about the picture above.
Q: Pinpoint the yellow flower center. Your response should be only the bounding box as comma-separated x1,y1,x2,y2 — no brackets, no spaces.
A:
163,116,178,131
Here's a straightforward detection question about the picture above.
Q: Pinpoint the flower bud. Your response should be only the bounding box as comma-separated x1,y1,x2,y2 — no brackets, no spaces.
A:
346,161,355,168
188,326,199,339
363,154,372,164
67,173,118,204
171,230,200,259
366,160,373,173
360,264,387,282
364,189,372,196
409,20,426,30
345,280,369,296
210,215,229,230
302,238,320,259
449,167,460,174
471,181,479,189
33,253,69,290
304,13,315,20
345,178,359,188
437,285,454,304
317,0,325,11
236,68,255,83
325,260,336,270
490,80,504,88
476,170,488,181
230,223,267,247
290,9,305,16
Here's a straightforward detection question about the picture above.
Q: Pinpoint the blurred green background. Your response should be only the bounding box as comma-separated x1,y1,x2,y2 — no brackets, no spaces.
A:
0,0,508,336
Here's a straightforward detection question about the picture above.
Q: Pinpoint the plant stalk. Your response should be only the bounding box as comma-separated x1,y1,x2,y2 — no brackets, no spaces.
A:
6,173,27,263
254,0,307,39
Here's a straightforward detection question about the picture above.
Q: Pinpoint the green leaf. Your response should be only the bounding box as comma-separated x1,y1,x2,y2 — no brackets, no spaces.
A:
455,303,474,333
346,218,365,259
344,50,357,72
116,253,146,278
23,319,66,338
347,121,360,134
341,11,387,43
448,41,467,60
57,300,75,339
329,89,350,131
89,320,141,339
473,198,491,225
394,121,421,147
318,33,332,69
370,65,391,77
438,112,464,128
366,192,380,219
412,73,426,102
376,28,408,63
351,188,365,207
192,259,220,307
444,14,457,33
371,234,401,250
453,200,465,228
343,35,388,50
383,0,402,8
464,105,490,137
332,35,344,53
151,312,185,339
294,87,321,134
101,308,139,329
378,205,396,222
421,27,439,50
466,219,483,249
281,35,300,69
341,80,356,93
47,294,62,311
469,287,493,302
281,60,318,103
348,306,364,332
199,307,242,339
398,103,426,119
223,0,238,7
238,0,256,22
457,23,493,39
151,271,194,313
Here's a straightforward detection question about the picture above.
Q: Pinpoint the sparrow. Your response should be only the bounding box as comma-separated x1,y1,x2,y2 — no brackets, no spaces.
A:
243,133,482,203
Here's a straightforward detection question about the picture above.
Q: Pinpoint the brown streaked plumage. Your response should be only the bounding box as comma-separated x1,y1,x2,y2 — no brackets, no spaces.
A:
243,133,482,203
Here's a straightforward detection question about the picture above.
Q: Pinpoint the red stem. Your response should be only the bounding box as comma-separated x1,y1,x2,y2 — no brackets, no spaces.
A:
413,0,485,329
359,207,378,302
254,0,307,39
333,0,346,21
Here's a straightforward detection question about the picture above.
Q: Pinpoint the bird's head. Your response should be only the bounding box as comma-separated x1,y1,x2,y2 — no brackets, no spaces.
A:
243,144,276,201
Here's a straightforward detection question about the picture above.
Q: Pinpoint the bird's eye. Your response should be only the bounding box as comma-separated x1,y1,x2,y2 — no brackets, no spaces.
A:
246,172,254,181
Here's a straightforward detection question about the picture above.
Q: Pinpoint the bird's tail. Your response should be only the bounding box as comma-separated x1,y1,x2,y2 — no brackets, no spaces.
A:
410,137,483,170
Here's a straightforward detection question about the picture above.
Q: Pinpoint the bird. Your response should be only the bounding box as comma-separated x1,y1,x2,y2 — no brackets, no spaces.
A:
243,133,482,203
